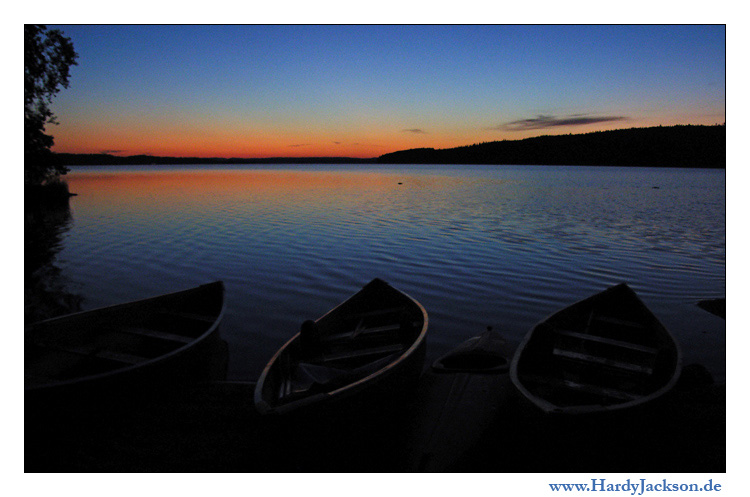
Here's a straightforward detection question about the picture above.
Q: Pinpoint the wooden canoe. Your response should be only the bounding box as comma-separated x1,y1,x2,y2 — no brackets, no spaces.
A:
510,283,681,415
25,281,226,397
254,278,428,416
406,327,515,471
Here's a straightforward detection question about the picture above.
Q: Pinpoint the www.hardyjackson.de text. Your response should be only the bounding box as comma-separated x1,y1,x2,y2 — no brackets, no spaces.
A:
549,479,722,494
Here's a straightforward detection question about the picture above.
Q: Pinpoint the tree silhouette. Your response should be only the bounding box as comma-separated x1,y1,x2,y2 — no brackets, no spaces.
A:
25,25,78,186
377,125,726,168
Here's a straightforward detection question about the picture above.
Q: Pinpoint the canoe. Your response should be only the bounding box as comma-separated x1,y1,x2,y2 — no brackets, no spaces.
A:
510,283,681,415
25,281,226,398
254,278,428,416
406,327,515,471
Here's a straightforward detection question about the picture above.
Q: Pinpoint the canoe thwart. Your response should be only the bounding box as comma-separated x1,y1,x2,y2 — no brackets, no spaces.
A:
525,374,641,402
317,343,405,364
325,321,421,343
117,326,194,345
343,306,407,320
552,348,655,375
589,314,647,330
158,310,218,324
42,343,149,366
553,328,658,355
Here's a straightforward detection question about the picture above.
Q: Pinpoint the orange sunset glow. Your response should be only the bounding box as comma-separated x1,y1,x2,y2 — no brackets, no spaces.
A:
46,25,725,160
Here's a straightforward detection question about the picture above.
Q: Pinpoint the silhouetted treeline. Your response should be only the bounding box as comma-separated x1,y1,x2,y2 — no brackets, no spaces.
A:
378,125,726,168
53,125,725,169
52,154,376,166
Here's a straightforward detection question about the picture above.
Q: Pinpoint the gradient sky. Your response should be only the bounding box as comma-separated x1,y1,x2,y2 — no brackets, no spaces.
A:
47,25,725,159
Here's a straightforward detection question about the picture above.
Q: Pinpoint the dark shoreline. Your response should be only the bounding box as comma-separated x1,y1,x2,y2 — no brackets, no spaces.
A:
52,124,725,170
25,357,724,473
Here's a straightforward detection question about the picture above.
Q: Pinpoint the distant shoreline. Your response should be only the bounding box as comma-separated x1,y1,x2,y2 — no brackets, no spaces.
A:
53,124,726,169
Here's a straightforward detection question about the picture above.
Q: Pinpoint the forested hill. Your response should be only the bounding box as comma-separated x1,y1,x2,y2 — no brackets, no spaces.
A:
377,125,726,168
53,125,725,169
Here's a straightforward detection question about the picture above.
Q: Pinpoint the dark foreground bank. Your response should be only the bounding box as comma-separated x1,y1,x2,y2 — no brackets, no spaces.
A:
25,363,724,473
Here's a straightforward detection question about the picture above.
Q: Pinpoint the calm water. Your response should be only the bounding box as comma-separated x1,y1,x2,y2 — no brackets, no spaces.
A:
52,164,725,381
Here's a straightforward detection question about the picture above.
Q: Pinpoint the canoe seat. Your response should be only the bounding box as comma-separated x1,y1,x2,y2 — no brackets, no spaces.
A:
343,307,406,320
552,327,658,375
91,349,149,365
552,348,654,375
554,329,658,354
316,343,405,364
117,325,194,344
159,310,216,324
590,315,646,330
43,344,148,366
561,380,639,402
526,375,640,402
325,325,397,343
325,322,418,343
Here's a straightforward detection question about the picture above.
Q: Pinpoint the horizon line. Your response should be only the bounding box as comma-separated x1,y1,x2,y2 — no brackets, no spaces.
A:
52,123,726,162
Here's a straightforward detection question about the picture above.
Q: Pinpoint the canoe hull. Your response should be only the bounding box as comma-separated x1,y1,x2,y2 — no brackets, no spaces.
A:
510,283,681,415
406,329,515,471
255,278,428,416
25,281,226,401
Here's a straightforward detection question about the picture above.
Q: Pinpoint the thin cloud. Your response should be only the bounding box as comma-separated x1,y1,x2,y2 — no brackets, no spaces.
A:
494,114,628,131
100,149,125,155
402,128,427,134
287,143,311,148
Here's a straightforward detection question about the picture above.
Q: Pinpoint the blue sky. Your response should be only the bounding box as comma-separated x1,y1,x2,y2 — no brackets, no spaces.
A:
47,24,725,158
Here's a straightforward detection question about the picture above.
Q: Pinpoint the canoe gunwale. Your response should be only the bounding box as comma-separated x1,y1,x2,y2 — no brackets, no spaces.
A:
509,283,682,415
25,281,226,393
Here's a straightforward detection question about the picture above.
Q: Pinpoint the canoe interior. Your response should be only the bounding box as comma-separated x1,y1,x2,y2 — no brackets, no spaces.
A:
514,283,680,412
257,278,427,413
25,282,224,390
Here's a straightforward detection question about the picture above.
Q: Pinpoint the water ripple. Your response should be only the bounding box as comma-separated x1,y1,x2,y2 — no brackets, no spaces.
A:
58,165,725,380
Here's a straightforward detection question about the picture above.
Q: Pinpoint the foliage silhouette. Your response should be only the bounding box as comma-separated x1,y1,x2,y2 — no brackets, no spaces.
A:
53,125,725,169
25,25,78,187
378,125,726,168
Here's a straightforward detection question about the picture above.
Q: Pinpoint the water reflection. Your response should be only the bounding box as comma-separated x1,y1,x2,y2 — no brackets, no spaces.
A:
25,191,82,323
59,165,725,382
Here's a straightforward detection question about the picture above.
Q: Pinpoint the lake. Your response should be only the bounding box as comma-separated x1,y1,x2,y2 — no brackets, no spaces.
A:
48,164,726,382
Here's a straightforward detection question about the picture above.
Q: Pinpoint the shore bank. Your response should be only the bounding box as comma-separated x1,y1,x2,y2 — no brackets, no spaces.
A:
25,362,724,473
